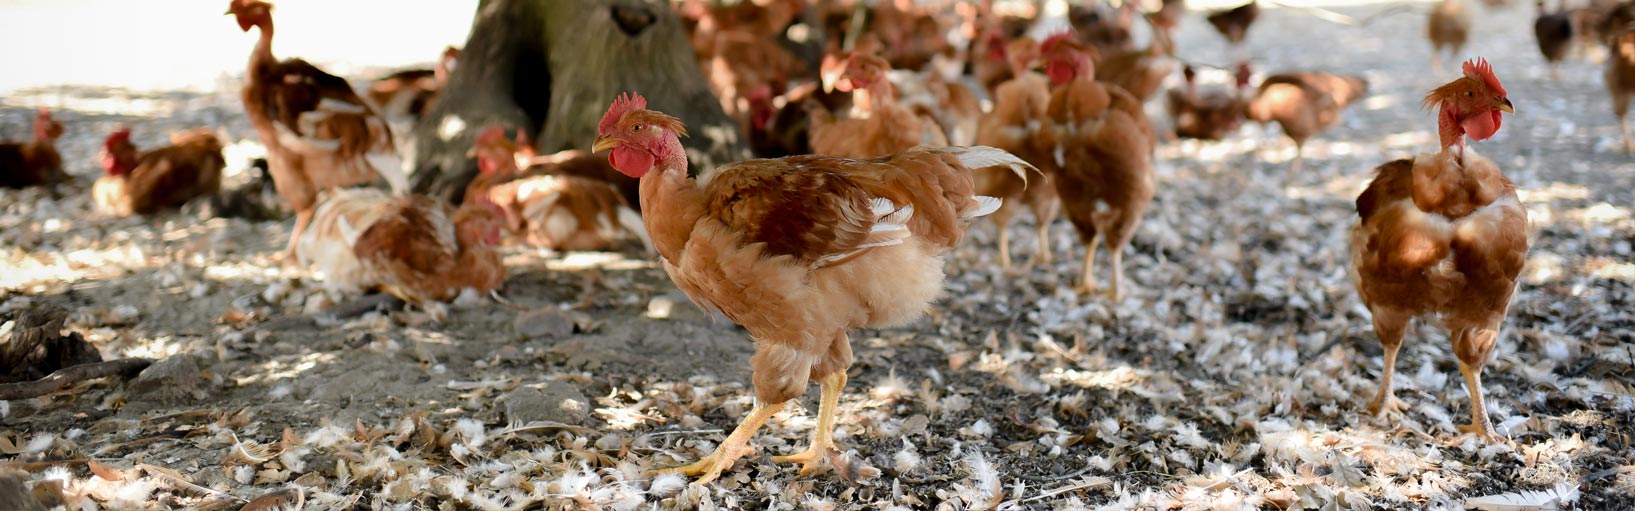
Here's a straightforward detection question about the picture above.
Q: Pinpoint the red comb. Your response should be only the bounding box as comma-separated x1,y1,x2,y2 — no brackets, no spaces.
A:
1040,31,1076,54
475,125,507,146
105,128,132,146
36,107,51,119
1462,58,1506,97
599,92,647,135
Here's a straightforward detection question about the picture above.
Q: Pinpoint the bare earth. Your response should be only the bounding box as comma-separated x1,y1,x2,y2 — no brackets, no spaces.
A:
2,1,1633,510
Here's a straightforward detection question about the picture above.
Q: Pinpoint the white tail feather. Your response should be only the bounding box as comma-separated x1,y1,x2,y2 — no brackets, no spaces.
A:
877,203,914,227
366,150,408,195
967,196,1002,218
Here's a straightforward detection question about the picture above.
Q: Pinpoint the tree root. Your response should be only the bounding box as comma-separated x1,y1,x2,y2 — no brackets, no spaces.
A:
0,358,153,400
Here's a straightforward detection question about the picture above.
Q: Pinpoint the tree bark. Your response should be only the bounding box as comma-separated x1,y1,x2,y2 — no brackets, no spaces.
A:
411,0,749,202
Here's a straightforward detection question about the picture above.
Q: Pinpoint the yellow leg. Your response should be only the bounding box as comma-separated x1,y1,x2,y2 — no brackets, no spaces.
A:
661,400,787,485
1107,245,1124,301
1454,360,1500,443
997,225,1013,269
282,208,314,268
773,372,846,475
1075,236,1102,294
1032,219,1054,266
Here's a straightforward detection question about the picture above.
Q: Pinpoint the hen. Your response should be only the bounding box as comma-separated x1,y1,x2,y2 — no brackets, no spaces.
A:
1605,9,1635,152
1042,33,1155,299
1534,0,1573,81
1168,64,1250,142
366,46,460,120
974,36,1059,268
1095,27,1174,102
466,126,644,251
1350,59,1523,443
592,93,1029,484
229,0,408,262
94,128,226,217
297,187,396,297
808,52,939,157
0,108,67,189
1207,0,1259,56
350,196,507,320
1245,69,1369,172
1428,0,1472,71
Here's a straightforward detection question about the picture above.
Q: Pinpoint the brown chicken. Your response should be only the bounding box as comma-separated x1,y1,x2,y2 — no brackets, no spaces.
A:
350,196,507,320
466,126,643,251
1168,64,1250,142
366,46,459,120
1604,8,1635,152
592,93,1029,484
1534,0,1573,80
0,108,66,189
1350,59,1523,443
900,70,985,147
1149,0,1187,43
1041,33,1155,299
298,187,396,297
972,27,1016,94
808,52,937,157
1095,27,1175,102
1428,0,1472,71
1207,0,1259,47
975,37,1059,268
93,128,226,217
229,0,409,262
1069,1,1137,56
1245,69,1369,172
1242,68,1373,172
701,29,808,127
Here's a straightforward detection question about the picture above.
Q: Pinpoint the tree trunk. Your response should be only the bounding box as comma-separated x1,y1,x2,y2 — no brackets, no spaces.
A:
410,0,749,203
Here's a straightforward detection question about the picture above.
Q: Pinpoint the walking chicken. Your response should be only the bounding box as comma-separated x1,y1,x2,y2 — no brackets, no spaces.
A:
1350,59,1525,443
592,93,1029,484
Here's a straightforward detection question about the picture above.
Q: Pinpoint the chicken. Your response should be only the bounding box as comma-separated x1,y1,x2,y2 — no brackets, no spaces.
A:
466,126,644,251
592,92,1030,484
297,187,396,296
897,70,984,146
808,52,938,157
1041,33,1155,299
971,28,1016,94
1069,1,1136,56
350,196,507,320
228,0,409,263
974,36,1059,268
0,108,67,189
1168,64,1250,142
366,46,460,120
1148,0,1186,44
1350,59,1522,443
867,0,950,72
93,128,226,217
700,29,808,128
1245,69,1369,172
1206,0,1259,52
1535,0,1573,80
1094,27,1175,102
1428,0,1472,72
746,83,814,158
1604,10,1635,152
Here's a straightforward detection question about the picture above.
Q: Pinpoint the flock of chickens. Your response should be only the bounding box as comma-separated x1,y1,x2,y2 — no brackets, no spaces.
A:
0,0,1600,487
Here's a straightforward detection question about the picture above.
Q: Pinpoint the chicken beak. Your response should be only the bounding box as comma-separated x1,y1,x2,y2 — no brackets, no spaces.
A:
1497,98,1514,114
591,137,620,153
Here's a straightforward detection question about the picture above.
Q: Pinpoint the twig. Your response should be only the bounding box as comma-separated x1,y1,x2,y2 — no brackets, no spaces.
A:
0,358,152,400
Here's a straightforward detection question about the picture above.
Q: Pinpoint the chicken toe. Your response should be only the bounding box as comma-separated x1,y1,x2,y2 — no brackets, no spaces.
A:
773,372,846,476
661,400,786,485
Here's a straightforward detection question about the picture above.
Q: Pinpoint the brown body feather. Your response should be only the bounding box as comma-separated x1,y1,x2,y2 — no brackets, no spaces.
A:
1048,74,1155,298
975,71,1060,267
0,113,65,189
94,130,225,217
353,196,506,305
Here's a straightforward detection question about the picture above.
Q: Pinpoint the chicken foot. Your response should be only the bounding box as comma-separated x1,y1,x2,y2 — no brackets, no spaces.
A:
1074,235,1102,294
1366,309,1410,417
1452,325,1503,443
661,400,787,485
773,372,846,475
1030,216,1055,267
1620,115,1633,155
996,224,1014,268
282,207,315,268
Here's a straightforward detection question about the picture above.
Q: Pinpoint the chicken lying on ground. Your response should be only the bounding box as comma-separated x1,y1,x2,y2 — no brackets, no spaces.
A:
592,93,1030,484
366,46,460,120
974,36,1059,268
465,126,645,252
94,128,225,217
1042,33,1155,300
1350,58,1524,443
1245,68,1369,173
229,0,408,263
0,108,66,189
1168,64,1250,143
808,51,944,157
297,187,396,298
349,196,507,321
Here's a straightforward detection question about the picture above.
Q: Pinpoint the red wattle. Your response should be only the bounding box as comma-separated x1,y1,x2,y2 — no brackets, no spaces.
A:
609,146,655,178
1461,109,1500,142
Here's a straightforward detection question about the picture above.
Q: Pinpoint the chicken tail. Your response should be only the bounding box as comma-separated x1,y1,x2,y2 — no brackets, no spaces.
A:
938,145,1035,184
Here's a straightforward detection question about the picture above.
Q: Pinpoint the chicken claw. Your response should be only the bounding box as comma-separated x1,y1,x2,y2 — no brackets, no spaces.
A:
773,372,846,476
660,400,786,485
772,445,834,476
1365,394,1406,417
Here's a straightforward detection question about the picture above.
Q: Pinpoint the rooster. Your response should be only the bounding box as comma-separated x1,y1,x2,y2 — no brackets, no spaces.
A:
0,108,66,189
1041,33,1155,299
1245,68,1369,173
1350,59,1523,443
349,196,507,321
94,128,226,217
975,36,1059,268
592,92,1030,484
228,0,408,263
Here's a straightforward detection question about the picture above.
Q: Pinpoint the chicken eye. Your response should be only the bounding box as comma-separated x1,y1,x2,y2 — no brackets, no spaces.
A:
631,124,643,133
1465,91,1474,97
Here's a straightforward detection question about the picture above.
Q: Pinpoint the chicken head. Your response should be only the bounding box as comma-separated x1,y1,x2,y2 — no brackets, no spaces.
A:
593,92,688,178
1041,32,1094,85
1423,58,1513,153
226,0,272,32
100,128,139,176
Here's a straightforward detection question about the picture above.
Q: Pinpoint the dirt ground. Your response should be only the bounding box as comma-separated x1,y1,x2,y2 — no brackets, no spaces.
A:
3,1,1634,510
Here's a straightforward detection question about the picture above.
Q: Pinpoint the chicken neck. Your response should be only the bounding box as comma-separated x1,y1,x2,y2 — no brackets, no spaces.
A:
635,135,702,263
247,18,276,81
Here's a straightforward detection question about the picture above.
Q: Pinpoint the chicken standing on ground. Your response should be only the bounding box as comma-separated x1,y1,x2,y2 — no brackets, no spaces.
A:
1428,0,1472,72
94,128,226,217
1168,64,1250,142
807,52,939,157
0,108,66,189
975,37,1058,268
1041,33,1155,300
228,0,408,263
1604,12,1635,153
1534,0,1573,80
1350,58,1524,443
592,93,1030,485
1245,68,1369,173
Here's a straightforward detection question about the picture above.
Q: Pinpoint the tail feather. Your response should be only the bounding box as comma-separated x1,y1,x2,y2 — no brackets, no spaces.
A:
940,146,1035,183
966,196,1003,219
